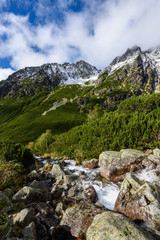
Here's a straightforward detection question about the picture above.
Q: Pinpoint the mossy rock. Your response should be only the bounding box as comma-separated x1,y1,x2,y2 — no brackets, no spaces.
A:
86,212,155,240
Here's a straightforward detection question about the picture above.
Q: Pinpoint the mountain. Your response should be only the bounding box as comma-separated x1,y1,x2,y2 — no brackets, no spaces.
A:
0,45,160,143
0,60,100,98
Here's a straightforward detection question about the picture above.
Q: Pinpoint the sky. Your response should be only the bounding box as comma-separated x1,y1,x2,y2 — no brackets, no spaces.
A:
0,0,160,81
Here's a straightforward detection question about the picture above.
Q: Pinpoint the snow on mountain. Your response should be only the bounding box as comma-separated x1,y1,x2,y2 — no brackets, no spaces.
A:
4,60,101,86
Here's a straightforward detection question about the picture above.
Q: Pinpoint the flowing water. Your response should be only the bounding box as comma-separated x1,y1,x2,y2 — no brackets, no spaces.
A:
35,156,158,210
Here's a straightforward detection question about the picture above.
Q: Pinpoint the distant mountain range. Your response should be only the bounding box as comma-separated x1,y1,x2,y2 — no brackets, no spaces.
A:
0,45,160,143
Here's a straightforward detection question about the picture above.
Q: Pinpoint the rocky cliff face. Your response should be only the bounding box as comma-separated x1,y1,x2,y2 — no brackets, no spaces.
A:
0,60,100,98
92,46,160,108
1,45,160,102
97,46,160,93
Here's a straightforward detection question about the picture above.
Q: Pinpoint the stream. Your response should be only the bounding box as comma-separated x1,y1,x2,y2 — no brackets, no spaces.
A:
35,157,158,210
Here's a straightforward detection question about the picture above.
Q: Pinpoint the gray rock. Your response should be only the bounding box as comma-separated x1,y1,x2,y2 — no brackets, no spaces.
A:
51,185,63,199
86,211,156,240
114,173,160,227
22,221,37,239
13,208,34,228
99,149,146,182
55,202,65,216
63,175,77,185
27,170,40,181
60,201,104,238
83,186,98,203
51,164,65,179
153,148,160,159
12,186,47,204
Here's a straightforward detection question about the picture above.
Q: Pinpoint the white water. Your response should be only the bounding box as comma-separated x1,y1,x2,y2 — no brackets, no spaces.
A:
35,157,159,211
64,160,120,210
135,166,159,183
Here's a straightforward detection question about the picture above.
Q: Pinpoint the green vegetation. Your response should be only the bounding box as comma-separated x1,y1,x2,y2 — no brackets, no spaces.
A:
0,85,87,143
32,93,160,161
0,141,34,190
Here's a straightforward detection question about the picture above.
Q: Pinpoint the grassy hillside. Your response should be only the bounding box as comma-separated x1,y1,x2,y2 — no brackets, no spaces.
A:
32,93,160,160
0,85,89,143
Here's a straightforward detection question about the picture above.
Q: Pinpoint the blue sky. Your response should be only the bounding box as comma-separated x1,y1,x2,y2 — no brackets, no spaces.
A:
0,0,160,80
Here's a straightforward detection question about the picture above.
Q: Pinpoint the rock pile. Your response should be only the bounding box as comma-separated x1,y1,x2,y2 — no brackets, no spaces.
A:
1,149,160,239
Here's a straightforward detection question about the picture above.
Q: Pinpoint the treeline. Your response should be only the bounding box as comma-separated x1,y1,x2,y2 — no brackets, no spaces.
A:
32,93,160,161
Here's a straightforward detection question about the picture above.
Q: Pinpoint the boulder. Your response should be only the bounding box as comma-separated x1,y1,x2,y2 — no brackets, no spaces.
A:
83,186,98,203
60,201,104,238
99,149,146,182
12,186,47,204
51,164,65,179
86,211,156,240
22,221,37,239
82,159,99,169
13,208,34,228
114,173,160,227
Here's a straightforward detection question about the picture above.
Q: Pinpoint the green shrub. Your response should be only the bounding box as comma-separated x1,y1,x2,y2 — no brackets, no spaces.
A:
0,141,34,168
33,129,54,155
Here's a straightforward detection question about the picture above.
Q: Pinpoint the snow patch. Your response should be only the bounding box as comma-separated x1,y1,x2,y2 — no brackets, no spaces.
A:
42,98,67,116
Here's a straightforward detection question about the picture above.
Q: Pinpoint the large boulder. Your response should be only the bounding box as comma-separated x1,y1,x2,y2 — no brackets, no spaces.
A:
12,186,47,204
114,173,160,227
60,201,104,238
99,149,146,182
86,211,156,240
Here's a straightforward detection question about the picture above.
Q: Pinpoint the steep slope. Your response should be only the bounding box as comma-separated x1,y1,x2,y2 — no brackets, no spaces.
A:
91,46,160,108
1,46,160,144
0,60,100,98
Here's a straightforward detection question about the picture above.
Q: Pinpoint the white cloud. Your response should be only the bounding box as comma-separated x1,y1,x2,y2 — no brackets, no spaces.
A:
0,0,160,82
0,68,14,81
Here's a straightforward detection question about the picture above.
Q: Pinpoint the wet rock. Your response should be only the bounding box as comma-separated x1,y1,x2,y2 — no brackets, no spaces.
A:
22,221,37,239
114,173,160,227
13,208,34,228
60,201,104,238
99,149,146,182
51,164,65,179
86,211,156,240
83,186,98,203
82,159,99,169
12,186,47,204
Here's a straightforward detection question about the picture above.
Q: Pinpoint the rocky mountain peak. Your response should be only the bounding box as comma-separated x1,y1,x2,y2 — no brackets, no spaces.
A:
0,60,100,98
110,46,141,67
